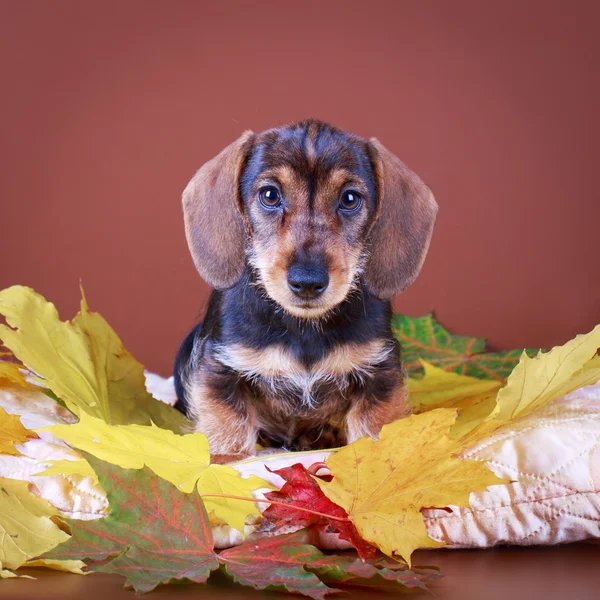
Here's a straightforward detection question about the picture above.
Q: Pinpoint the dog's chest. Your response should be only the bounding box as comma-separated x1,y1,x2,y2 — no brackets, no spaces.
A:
213,339,392,408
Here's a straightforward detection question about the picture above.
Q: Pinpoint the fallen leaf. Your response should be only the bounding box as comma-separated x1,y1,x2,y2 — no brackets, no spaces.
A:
310,554,439,591
24,558,87,574
46,457,436,596
43,413,270,533
319,409,504,564
259,463,376,560
0,568,34,579
0,361,27,387
456,327,600,444
491,325,600,422
407,361,502,439
0,477,69,571
218,532,339,599
392,313,538,380
409,360,502,411
220,531,438,597
0,285,188,432
36,458,96,479
408,331,600,444
44,455,219,592
0,569,18,578
0,406,34,455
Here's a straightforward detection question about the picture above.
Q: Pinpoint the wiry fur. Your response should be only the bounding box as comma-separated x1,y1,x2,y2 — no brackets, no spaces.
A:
174,119,437,462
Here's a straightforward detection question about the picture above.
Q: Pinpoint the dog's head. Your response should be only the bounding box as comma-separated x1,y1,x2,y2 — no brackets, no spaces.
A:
183,120,437,318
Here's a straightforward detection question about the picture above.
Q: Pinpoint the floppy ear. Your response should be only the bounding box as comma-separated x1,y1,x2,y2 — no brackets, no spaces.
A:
364,137,438,299
182,131,254,289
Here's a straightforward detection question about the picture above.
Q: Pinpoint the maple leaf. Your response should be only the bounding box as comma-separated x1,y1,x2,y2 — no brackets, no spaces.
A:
407,330,600,443
0,406,36,454
46,456,434,596
44,454,219,591
24,558,87,574
220,531,437,597
319,409,504,565
408,361,502,438
458,326,600,443
490,325,600,422
43,413,270,533
0,361,27,387
0,285,188,432
409,360,502,412
259,463,377,560
0,477,69,574
218,532,337,599
0,569,21,579
392,313,538,380
310,554,440,591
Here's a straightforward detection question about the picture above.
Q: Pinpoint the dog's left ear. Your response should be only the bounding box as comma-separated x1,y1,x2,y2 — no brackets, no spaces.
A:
182,131,255,289
364,138,438,299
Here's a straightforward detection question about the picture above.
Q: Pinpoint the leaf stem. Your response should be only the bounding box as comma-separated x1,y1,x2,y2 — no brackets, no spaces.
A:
198,493,351,523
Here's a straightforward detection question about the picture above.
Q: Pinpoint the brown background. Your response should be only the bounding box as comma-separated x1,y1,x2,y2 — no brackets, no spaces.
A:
1,0,599,376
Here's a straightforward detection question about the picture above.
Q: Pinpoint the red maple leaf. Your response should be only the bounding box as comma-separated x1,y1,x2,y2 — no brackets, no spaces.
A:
259,462,377,561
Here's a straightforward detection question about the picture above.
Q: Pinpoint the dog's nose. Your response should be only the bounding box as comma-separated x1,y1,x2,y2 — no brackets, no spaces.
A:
287,265,329,300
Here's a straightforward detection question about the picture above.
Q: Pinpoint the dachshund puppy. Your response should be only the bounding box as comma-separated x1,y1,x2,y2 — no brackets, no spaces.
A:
174,119,437,462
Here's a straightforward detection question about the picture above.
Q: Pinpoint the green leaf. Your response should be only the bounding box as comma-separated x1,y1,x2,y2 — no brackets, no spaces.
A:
43,454,219,592
392,313,538,381
310,555,440,591
219,532,336,599
219,532,438,597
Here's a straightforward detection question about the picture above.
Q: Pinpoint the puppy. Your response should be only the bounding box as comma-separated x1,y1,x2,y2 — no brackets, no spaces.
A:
174,119,437,462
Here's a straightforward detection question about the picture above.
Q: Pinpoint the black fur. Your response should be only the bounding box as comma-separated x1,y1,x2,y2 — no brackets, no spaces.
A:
174,266,401,418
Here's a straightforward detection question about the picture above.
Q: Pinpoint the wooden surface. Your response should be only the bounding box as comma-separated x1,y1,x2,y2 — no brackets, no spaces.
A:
2,544,598,600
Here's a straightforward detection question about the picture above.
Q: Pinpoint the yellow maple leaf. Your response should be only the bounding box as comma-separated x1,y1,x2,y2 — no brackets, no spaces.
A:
407,328,600,445
0,478,69,572
43,413,271,533
408,361,502,439
24,558,86,574
0,406,34,455
0,285,188,432
409,360,502,412
490,325,600,422
455,326,600,444
0,569,19,578
319,409,503,564
0,361,27,387
37,459,96,479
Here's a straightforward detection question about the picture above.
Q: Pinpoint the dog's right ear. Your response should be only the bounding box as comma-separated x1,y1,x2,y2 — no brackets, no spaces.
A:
182,131,254,289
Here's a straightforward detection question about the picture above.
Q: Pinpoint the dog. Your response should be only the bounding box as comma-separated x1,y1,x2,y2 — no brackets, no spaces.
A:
174,119,437,463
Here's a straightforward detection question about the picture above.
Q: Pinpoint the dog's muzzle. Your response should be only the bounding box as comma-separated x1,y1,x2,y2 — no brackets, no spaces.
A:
287,264,329,300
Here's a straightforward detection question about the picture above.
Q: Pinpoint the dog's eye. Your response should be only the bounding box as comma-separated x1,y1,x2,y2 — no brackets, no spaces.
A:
339,190,362,212
258,186,281,208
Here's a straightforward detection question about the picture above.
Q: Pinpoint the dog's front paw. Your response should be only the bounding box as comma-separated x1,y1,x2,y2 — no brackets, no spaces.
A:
293,424,347,451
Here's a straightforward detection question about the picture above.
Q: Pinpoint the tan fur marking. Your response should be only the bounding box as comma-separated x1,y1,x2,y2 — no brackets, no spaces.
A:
215,339,393,383
345,382,411,443
315,168,369,206
253,165,296,191
187,374,257,459
304,121,320,165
